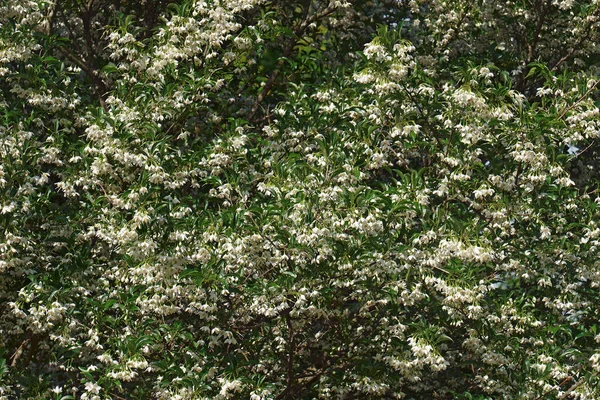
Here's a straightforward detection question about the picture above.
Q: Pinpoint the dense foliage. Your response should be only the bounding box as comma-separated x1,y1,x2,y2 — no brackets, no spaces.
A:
1,0,600,399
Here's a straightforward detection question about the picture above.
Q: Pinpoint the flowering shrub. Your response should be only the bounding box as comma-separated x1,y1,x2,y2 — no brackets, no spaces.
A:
1,0,600,399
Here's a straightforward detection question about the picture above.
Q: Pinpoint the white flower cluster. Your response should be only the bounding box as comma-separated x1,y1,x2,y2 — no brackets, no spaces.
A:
3,1,600,399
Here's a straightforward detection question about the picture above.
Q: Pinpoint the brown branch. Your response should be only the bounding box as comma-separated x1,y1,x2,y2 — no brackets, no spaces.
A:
275,356,349,399
552,6,600,71
516,0,550,92
9,333,40,368
53,0,108,111
9,335,31,367
286,314,296,398
22,334,40,368
551,34,588,72
527,0,551,65
248,4,338,122
568,140,595,161
271,311,300,400
558,79,600,120
558,371,599,399
56,45,108,111
532,376,573,400
80,2,96,63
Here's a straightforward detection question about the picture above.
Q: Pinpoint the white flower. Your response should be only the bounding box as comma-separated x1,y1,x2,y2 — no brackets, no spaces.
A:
84,382,101,395
363,42,390,62
540,226,551,240
590,353,600,372
218,379,243,398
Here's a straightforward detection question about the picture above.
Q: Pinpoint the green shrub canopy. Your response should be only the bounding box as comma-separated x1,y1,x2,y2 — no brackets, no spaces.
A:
1,0,600,399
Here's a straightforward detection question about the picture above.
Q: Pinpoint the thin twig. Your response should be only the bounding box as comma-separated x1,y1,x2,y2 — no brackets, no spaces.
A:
9,336,31,367
558,79,600,121
558,371,599,399
568,140,595,161
532,376,573,400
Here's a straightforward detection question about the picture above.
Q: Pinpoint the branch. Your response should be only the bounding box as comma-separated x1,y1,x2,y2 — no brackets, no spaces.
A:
558,371,599,399
516,0,550,92
22,334,40,368
552,6,600,71
286,314,296,396
8,336,31,367
80,2,97,64
273,313,296,400
532,376,573,400
50,0,108,110
275,356,349,399
558,79,600,121
56,45,108,111
568,140,595,161
527,0,551,65
248,4,338,122
9,333,40,368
